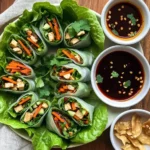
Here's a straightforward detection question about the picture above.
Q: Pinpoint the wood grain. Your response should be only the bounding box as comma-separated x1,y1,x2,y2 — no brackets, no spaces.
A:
0,0,150,150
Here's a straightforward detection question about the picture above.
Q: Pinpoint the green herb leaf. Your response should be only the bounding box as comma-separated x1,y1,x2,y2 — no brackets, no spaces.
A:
111,71,119,78
112,29,119,36
123,80,131,88
68,27,76,38
127,14,136,25
35,77,44,88
96,74,103,83
50,57,70,66
39,88,50,98
71,20,90,33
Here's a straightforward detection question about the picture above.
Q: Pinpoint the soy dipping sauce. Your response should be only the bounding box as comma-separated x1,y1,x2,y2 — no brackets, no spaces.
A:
96,51,144,101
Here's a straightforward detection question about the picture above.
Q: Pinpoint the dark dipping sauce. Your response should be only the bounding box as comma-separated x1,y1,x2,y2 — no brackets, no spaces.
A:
96,51,144,101
107,2,143,38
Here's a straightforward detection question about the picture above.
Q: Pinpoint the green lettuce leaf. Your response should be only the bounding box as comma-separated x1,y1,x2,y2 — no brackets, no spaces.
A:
61,0,105,57
32,127,68,150
71,102,107,143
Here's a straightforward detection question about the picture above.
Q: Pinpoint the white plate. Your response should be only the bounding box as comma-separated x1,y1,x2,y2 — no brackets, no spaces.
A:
1,10,143,148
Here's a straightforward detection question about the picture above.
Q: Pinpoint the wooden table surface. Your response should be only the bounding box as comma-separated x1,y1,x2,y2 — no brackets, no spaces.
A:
0,0,150,150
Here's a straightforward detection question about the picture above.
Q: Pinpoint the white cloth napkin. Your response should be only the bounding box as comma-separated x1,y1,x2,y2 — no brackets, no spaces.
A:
0,1,61,150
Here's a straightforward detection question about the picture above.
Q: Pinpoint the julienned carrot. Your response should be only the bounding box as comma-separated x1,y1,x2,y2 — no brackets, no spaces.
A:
47,20,54,31
27,37,40,48
11,70,20,73
20,69,31,75
18,40,31,56
71,102,76,111
53,18,61,40
19,97,31,105
54,117,59,121
2,77,17,84
7,61,29,69
52,112,65,123
84,120,89,124
33,104,43,118
6,66,20,70
58,88,65,93
62,50,75,59
59,69,74,76
65,122,69,129
73,115,80,120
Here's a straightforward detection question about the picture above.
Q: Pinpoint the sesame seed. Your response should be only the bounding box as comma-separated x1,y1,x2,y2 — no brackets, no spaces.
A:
108,15,111,19
140,85,142,88
128,34,131,36
110,66,113,69
118,8,121,11
106,90,109,92
129,21,131,24
120,76,123,79
123,91,126,94
136,19,139,21
130,71,133,74
110,76,113,79
130,88,133,91
120,84,122,86
137,24,141,27
121,18,123,21
109,11,111,14
121,15,123,18
115,22,118,25
118,81,121,83
135,76,137,79
122,72,124,74
129,27,131,30
118,91,122,94
131,24,134,26
122,5,124,8
140,80,143,83
110,61,113,64
128,93,132,96
124,18,127,21
140,77,143,80
109,24,111,27
139,71,141,74
107,19,109,21
137,78,140,81
120,27,124,30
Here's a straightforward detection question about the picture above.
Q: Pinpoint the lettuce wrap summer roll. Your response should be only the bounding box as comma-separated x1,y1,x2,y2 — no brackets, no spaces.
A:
64,20,91,48
4,57,35,78
21,99,50,127
56,48,94,67
39,15,63,46
21,24,48,56
8,34,37,65
8,92,38,118
46,107,80,139
58,96,94,126
55,82,91,98
50,63,90,82
0,75,35,94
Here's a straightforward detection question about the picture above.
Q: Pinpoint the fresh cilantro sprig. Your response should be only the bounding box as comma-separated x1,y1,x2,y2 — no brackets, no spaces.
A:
68,20,90,38
112,29,119,36
123,80,131,88
111,71,119,78
96,74,103,83
127,14,136,25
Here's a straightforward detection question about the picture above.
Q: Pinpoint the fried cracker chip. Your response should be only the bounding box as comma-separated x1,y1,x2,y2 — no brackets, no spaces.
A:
128,137,146,150
115,132,130,145
131,114,142,138
122,144,139,150
114,121,131,135
143,119,150,136
138,132,150,145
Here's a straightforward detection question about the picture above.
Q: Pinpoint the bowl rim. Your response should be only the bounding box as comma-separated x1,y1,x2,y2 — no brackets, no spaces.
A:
91,45,150,108
110,109,150,150
101,0,150,45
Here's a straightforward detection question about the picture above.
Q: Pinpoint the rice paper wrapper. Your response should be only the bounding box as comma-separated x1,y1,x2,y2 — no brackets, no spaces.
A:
4,57,35,78
8,92,38,118
21,24,48,56
56,48,94,67
0,75,35,94
58,96,95,126
46,107,80,139
50,63,91,82
64,23,91,49
20,99,50,127
39,15,63,46
7,34,37,65
55,82,91,98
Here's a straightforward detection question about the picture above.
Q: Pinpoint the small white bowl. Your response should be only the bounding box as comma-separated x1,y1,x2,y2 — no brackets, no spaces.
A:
91,45,150,108
101,0,150,45
110,109,150,150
